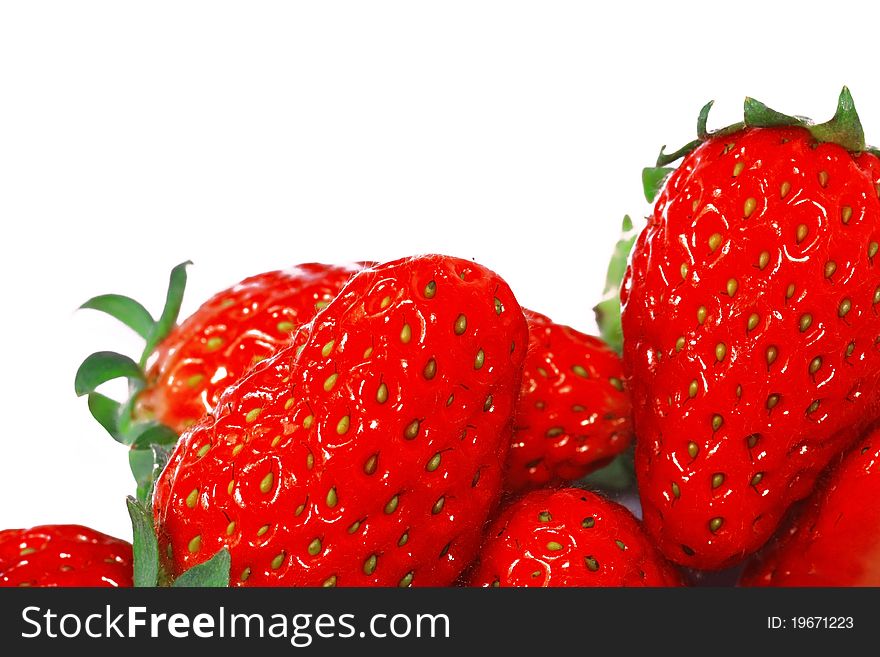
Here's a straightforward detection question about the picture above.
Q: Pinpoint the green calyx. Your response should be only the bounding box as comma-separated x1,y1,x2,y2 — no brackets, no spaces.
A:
76,261,191,503
593,215,638,354
643,87,874,203
127,495,230,588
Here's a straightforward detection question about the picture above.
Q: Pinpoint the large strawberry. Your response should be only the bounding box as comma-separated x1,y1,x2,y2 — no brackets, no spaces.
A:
468,487,682,586
153,255,529,587
741,425,880,586
0,525,132,587
505,310,633,492
623,88,880,570
76,262,364,501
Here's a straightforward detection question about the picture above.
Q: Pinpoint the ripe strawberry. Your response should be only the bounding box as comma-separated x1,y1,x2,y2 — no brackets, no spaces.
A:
153,255,529,587
136,263,365,433
505,310,633,492
469,487,682,586
76,262,364,501
741,426,880,586
0,525,132,587
622,89,880,569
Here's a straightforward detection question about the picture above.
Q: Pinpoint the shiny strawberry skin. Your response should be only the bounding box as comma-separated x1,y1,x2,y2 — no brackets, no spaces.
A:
0,525,132,587
741,426,880,586
622,127,880,570
137,263,365,433
505,310,632,492
153,255,529,587
469,488,682,587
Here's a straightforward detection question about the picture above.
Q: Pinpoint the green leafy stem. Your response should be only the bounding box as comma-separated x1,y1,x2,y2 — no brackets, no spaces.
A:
75,261,190,503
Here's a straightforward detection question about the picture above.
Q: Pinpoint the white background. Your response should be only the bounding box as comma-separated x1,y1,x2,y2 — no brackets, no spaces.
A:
2,1,879,541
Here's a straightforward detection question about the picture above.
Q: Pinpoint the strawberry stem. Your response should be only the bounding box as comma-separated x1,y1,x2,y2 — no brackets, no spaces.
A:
76,261,192,495
653,87,871,172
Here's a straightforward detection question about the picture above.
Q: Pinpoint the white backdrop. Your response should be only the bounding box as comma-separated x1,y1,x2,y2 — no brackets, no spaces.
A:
2,1,879,540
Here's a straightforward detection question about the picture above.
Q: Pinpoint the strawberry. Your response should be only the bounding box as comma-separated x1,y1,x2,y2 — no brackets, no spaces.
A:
622,88,880,570
136,263,365,433
505,310,633,492
468,487,682,586
152,255,529,587
76,262,364,501
0,525,132,587
740,425,880,586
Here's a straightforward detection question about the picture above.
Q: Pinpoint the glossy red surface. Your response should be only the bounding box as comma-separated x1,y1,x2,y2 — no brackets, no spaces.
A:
505,310,632,491
137,263,366,433
153,255,529,587
469,488,682,587
741,426,880,586
622,127,880,570
0,525,132,587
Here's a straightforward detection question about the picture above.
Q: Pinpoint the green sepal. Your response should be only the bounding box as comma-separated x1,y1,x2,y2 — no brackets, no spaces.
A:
809,86,865,153
74,351,144,397
696,100,714,139
131,443,174,505
79,294,155,340
115,383,145,439
655,139,701,168
130,450,155,505
126,496,159,587
743,97,801,128
87,390,180,451
642,167,674,203
128,422,179,450
87,392,123,442
76,261,190,497
594,215,638,354
140,261,191,367
172,548,231,588
652,86,872,172
127,493,227,588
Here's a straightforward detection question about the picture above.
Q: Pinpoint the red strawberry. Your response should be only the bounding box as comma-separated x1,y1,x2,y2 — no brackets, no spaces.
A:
740,425,880,586
153,255,529,587
468,487,682,586
505,310,633,492
136,263,365,433
77,262,365,501
0,525,132,587
622,89,880,569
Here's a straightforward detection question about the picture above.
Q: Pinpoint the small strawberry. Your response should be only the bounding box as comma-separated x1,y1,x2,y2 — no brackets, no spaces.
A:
740,425,880,586
153,255,529,587
76,262,364,501
0,525,132,587
505,310,633,492
136,263,365,433
468,487,682,587
623,88,880,570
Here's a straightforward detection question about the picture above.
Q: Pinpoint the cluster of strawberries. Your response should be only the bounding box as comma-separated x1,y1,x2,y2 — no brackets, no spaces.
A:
3,88,880,588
